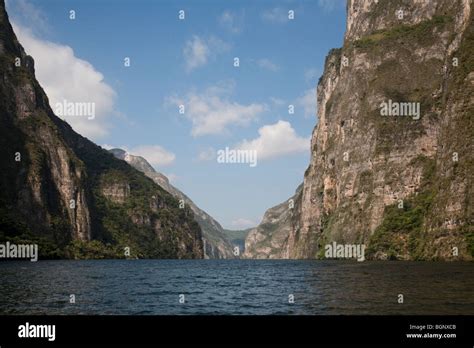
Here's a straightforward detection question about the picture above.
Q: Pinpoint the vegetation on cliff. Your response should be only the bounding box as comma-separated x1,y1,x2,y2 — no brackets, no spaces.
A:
0,2,203,259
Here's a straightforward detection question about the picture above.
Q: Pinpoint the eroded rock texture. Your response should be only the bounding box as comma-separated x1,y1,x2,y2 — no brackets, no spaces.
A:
245,0,473,260
0,0,203,259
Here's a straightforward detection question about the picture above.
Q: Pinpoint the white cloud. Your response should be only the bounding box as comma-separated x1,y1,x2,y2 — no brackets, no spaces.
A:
128,145,176,167
237,120,310,160
296,88,317,118
183,36,209,71
101,144,116,150
218,10,244,34
166,83,266,136
196,147,216,162
102,144,175,168
7,0,49,34
12,24,117,140
230,218,257,229
262,7,289,23
257,58,280,72
183,35,229,71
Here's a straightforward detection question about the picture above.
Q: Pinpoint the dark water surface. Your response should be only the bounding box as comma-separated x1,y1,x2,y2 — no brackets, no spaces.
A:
0,260,472,315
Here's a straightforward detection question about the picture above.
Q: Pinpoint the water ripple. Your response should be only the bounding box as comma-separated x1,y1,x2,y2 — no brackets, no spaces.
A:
0,260,473,315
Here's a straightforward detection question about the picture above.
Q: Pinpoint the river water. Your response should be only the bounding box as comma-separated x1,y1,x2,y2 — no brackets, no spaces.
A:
0,260,472,315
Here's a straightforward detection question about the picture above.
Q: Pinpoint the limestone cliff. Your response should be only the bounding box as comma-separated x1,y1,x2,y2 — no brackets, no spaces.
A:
109,148,235,259
245,0,473,260
243,185,302,259
0,0,203,259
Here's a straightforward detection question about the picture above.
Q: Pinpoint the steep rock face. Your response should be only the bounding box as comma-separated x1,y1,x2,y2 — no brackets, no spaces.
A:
245,0,473,260
0,2,91,245
243,185,302,259
110,149,235,259
0,1,203,259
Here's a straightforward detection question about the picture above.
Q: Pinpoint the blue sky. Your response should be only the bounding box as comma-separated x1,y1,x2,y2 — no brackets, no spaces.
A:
7,0,346,229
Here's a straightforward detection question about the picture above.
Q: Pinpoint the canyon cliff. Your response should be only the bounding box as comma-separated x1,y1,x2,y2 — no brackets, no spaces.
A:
110,148,235,259
245,0,473,260
0,0,204,259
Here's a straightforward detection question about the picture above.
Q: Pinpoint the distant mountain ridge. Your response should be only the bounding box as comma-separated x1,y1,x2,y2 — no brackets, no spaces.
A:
223,228,252,255
109,148,236,259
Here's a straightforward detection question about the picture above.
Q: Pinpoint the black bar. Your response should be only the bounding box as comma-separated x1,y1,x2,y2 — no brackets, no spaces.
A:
0,315,472,346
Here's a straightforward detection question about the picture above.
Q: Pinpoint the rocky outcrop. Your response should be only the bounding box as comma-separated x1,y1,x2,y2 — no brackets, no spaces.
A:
102,181,130,204
243,185,302,259
109,149,235,259
245,0,473,260
0,0,203,259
